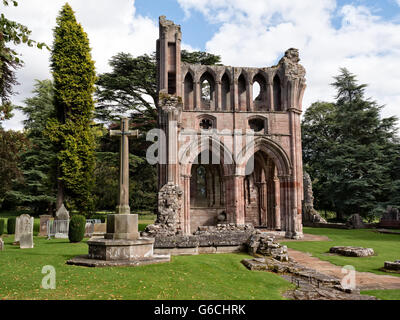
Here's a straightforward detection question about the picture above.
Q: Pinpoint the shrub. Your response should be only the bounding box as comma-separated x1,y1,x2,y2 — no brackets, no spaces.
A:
0,219,5,236
68,215,86,243
90,214,106,223
7,217,16,234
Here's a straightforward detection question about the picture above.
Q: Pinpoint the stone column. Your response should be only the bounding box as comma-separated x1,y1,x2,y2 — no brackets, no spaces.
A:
107,118,140,241
248,81,253,111
258,182,267,226
274,176,281,230
267,81,273,111
182,174,191,235
233,78,239,111
233,175,245,224
195,81,201,110
216,80,222,111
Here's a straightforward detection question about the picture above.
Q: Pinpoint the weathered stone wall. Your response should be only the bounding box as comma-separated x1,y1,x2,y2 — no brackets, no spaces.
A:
156,16,306,238
302,172,326,224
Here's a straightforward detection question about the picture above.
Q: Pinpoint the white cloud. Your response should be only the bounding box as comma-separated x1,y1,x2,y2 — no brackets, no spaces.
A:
177,0,400,124
2,0,158,130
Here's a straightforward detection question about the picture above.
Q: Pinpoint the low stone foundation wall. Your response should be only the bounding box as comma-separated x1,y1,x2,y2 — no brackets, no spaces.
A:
382,260,400,273
152,224,254,256
379,220,400,229
303,222,349,229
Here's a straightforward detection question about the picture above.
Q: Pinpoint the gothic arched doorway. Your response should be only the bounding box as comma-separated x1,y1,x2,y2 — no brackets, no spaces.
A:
244,150,279,229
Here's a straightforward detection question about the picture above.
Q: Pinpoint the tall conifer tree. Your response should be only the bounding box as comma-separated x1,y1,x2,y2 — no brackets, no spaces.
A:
47,3,96,215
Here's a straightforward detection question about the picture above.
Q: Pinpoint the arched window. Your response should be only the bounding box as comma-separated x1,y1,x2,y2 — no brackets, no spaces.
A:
184,72,194,110
253,73,267,111
273,75,282,111
238,74,247,110
199,71,215,110
221,73,231,111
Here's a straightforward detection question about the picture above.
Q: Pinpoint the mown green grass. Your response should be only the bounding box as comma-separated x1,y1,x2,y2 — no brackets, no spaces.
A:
282,227,400,276
0,235,293,300
360,289,400,300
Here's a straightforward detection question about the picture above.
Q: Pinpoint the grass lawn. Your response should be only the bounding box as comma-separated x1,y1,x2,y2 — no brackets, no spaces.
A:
282,227,400,276
0,235,293,300
360,289,400,300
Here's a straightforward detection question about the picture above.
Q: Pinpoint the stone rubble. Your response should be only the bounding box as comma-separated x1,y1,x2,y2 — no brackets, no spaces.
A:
242,256,377,300
153,223,254,249
382,260,400,273
143,183,183,237
329,246,375,257
247,232,289,262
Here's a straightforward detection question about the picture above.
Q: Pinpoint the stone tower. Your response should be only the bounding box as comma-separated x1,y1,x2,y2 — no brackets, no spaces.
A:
156,16,306,239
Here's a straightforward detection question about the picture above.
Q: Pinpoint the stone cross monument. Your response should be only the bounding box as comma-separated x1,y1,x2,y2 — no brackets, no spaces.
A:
67,117,170,267
106,118,139,240
110,118,139,215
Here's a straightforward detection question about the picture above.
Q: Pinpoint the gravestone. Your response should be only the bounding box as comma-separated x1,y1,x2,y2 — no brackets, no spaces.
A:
39,215,53,237
346,214,365,229
19,214,34,249
0,238,4,251
14,215,23,244
55,204,70,220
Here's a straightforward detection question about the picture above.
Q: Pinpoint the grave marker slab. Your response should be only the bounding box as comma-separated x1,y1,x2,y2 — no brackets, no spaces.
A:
19,214,34,249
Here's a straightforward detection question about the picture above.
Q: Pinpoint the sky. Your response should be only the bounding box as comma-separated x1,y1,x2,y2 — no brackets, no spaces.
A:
2,0,400,130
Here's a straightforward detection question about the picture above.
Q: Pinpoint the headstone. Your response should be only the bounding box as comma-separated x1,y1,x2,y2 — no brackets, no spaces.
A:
55,204,70,221
0,238,4,251
54,220,69,239
346,214,365,229
14,215,23,244
382,206,400,221
19,214,34,249
39,215,53,237
93,223,106,234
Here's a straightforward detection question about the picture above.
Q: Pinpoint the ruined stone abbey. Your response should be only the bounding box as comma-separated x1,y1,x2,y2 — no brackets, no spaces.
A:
155,16,306,239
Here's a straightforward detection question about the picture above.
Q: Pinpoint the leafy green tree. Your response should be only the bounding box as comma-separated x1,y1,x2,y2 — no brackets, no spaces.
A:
0,129,28,208
94,50,221,212
95,50,222,125
6,80,57,214
0,0,47,124
47,4,96,216
302,68,399,221
181,50,222,66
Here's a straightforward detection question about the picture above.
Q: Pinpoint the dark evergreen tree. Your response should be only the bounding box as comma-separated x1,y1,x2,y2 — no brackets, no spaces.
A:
0,129,28,208
47,4,96,216
302,68,399,221
6,80,57,214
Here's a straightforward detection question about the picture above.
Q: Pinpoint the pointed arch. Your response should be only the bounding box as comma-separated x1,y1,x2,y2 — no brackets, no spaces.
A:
221,72,231,111
273,74,282,111
238,73,247,111
184,72,194,110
